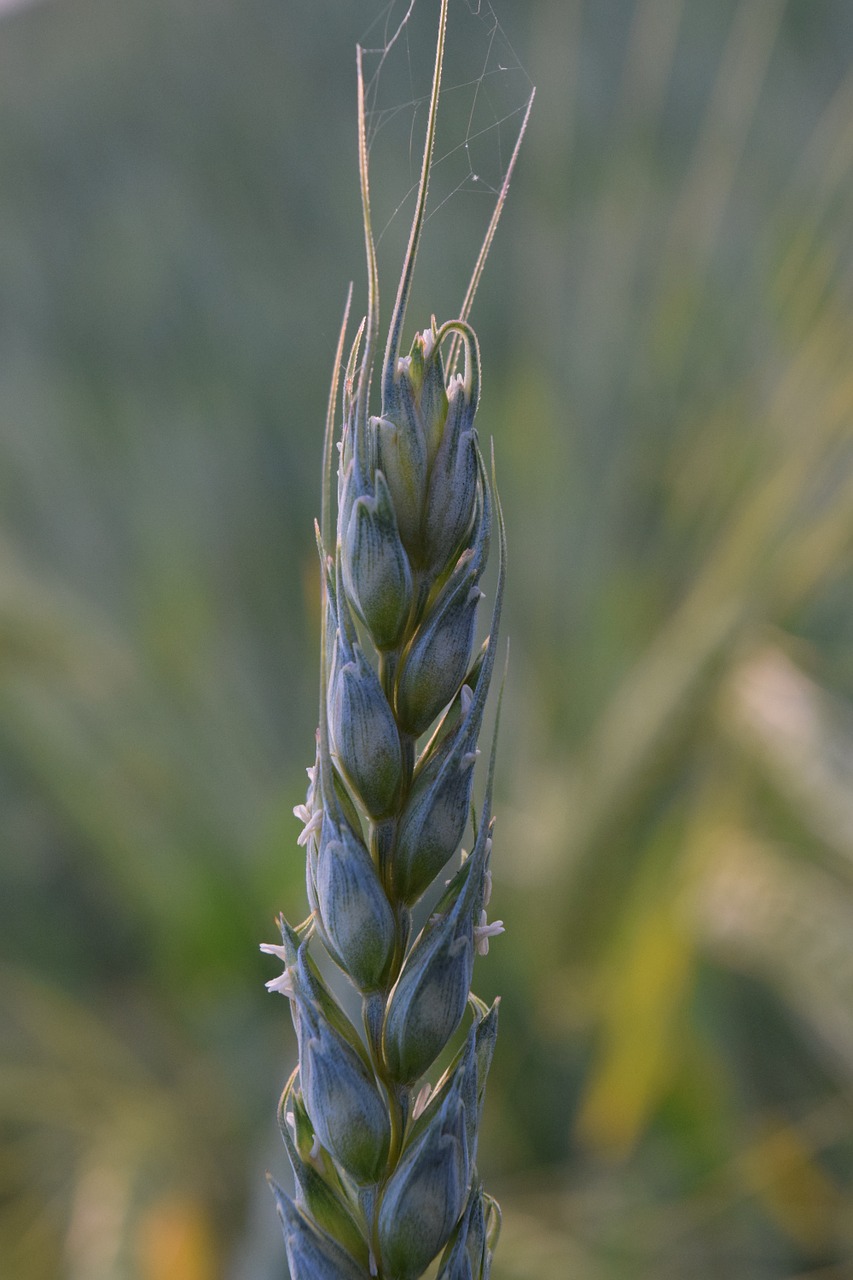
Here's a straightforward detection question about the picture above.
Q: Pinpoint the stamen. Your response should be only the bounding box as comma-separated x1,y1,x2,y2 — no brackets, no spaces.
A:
264,969,296,997
296,809,323,847
259,942,288,963
474,909,505,957
260,944,296,997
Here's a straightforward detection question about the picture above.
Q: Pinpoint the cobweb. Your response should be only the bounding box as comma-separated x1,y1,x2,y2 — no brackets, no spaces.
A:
353,0,534,316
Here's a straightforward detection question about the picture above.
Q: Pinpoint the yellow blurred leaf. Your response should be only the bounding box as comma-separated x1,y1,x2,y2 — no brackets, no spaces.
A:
739,1118,842,1250
577,887,694,1157
134,1196,218,1280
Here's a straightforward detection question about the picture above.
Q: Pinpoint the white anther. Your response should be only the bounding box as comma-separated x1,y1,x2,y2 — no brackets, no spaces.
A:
369,1250,379,1277
264,968,296,997
259,943,296,996
483,869,493,907
474,909,505,957
460,684,474,717
296,809,323,847
310,1134,322,1161
468,586,485,604
461,750,480,770
259,941,287,963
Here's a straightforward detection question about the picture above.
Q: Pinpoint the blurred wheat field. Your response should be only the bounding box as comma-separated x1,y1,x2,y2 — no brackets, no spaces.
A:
1,0,852,1277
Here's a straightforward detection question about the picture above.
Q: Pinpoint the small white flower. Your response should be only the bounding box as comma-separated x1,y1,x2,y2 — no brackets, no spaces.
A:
474,909,504,956
259,941,288,963
260,943,296,996
264,971,296,996
295,808,323,848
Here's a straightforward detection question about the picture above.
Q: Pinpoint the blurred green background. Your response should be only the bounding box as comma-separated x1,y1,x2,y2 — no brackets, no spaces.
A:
2,0,853,1276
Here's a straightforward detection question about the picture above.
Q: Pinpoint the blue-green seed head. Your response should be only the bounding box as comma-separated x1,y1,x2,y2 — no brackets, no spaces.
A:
341,469,413,650
375,324,450,563
373,409,428,559
293,957,391,1184
411,323,451,467
382,846,485,1084
437,1186,492,1280
407,998,498,1157
265,3,530,1271
395,656,495,903
472,1001,500,1142
315,810,396,991
395,554,483,736
271,1182,366,1280
278,1089,372,1269
328,640,402,817
395,478,490,737
378,1077,470,1280
394,715,479,903
423,378,479,573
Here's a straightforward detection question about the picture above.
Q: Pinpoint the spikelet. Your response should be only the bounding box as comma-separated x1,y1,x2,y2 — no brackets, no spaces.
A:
263,4,532,1276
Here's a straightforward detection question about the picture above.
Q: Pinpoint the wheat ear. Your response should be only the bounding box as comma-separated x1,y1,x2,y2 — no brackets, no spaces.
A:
262,4,530,1276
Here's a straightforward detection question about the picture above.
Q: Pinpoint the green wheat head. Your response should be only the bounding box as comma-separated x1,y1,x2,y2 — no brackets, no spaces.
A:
261,3,532,1277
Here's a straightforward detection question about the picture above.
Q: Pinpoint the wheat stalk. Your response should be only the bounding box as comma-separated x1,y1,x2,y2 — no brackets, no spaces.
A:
262,4,531,1277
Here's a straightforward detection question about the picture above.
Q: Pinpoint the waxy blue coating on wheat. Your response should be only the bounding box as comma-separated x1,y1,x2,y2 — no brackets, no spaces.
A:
262,4,532,1276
